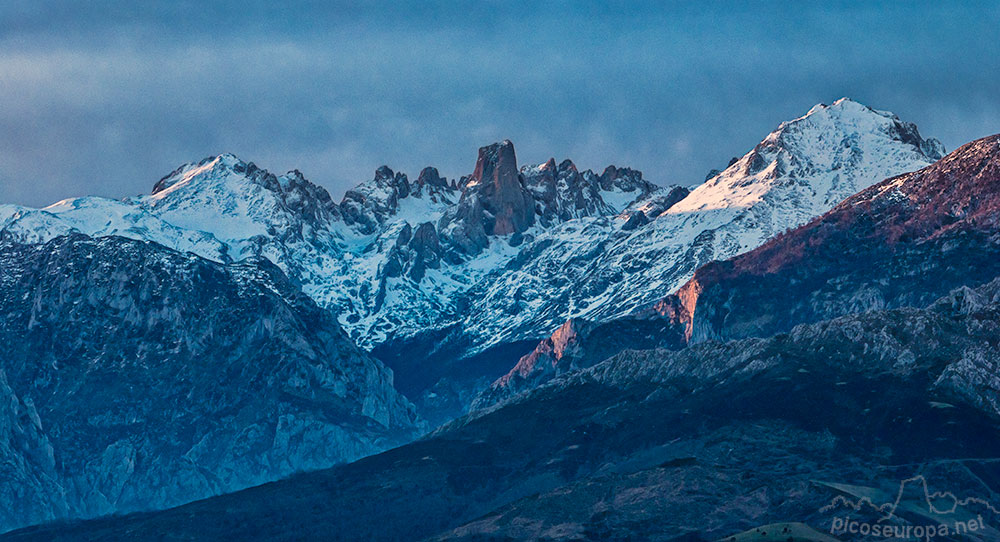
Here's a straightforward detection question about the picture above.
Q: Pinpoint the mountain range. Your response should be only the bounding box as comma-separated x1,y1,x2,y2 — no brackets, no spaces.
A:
476,129,1000,410
4,98,996,539
8,132,1000,540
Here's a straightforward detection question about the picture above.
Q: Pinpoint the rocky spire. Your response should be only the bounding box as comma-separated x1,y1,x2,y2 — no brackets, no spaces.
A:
416,167,447,188
467,140,535,235
340,166,411,234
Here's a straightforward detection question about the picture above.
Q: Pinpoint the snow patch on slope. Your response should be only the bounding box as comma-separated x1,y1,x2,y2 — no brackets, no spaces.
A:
0,99,942,358
455,98,944,352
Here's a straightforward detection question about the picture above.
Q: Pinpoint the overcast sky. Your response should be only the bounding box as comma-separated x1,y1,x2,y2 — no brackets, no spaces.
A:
2,1,999,207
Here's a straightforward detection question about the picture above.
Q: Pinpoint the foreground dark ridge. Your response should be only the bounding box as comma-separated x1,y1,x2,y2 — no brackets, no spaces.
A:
7,276,1000,540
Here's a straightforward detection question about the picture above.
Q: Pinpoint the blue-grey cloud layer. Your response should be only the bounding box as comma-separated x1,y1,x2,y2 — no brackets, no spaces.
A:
2,1,998,206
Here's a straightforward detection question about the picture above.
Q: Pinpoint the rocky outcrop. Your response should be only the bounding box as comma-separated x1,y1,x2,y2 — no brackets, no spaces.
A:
597,164,655,193
0,235,422,534
385,221,443,282
341,166,413,234
472,313,687,409
519,160,661,228
436,141,535,258
278,169,343,225
620,210,648,230
469,140,535,236
473,319,594,410
628,185,689,219
432,141,660,264
413,167,450,196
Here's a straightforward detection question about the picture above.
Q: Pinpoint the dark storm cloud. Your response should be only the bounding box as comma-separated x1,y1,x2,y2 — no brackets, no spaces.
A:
2,1,999,206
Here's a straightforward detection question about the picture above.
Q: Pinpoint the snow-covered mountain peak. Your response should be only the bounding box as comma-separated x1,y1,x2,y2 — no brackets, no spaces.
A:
761,97,944,160
276,168,312,194
146,153,338,216
340,164,458,235
140,154,324,243
798,97,905,125
0,102,942,370
533,158,558,172
3,154,348,277
457,100,943,365
150,153,247,196
415,166,449,189
668,98,944,217
802,96,864,116
558,159,578,173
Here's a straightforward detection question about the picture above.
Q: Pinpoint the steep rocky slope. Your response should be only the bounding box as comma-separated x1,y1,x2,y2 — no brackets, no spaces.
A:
0,235,420,533
476,102,957,409
456,98,943,352
392,100,945,421
0,100,945,425
665,132,1000,346
471,314,686,410
11,278,1000,541
0,143,658,352
0,101,940,355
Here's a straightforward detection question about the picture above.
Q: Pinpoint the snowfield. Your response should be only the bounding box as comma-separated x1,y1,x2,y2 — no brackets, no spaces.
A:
0,99,943,356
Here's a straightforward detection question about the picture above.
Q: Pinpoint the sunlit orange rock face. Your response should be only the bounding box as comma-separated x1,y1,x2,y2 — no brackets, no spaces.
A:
663,134,1000,345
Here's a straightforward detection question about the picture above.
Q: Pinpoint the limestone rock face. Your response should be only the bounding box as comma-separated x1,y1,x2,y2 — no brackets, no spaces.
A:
0,235,422,533
0,100,945,428
468,140,535,236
